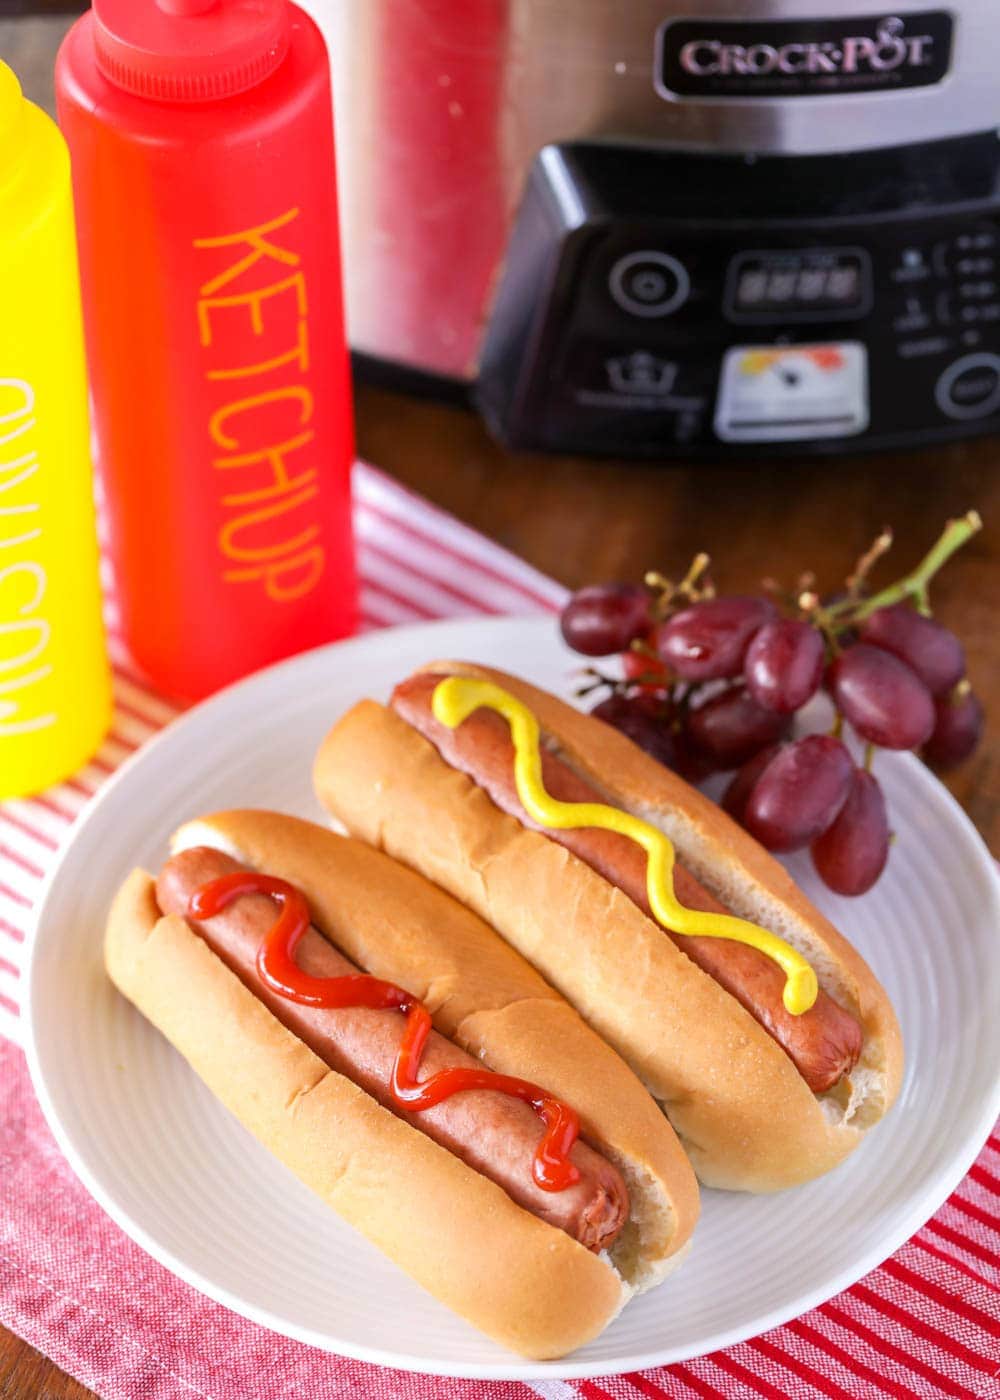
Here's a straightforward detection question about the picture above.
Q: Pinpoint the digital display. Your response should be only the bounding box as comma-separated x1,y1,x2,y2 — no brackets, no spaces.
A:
727,251,870,321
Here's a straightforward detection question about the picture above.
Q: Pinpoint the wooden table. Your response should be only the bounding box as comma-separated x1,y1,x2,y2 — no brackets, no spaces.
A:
357,384,999,849
2,14,998,1398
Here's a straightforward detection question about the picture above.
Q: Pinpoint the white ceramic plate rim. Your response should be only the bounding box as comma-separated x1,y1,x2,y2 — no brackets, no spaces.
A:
22,617,1000,1381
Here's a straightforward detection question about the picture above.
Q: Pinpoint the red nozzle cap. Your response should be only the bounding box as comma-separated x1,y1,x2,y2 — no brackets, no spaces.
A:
157,1,218,14
92,0,290,104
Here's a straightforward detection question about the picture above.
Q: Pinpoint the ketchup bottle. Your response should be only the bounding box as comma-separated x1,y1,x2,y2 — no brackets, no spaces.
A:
0,60,110,799
56,0,356,701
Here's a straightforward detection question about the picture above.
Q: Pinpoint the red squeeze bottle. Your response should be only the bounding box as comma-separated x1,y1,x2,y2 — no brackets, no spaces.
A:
56,0,357,701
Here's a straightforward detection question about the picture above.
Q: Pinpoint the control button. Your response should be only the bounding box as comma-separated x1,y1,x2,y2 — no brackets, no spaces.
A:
891,247,931,283
957,231,998,253
959,302,1000,324
897,336,952,360
956,257,995,276
609,251,689,319
959,280,997,299
935,353,1000,420
568,341,707,427
605,351,678,395
893,295,930,334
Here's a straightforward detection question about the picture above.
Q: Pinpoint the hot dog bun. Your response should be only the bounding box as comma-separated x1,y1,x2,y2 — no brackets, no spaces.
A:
106,811,698,1359
312,661,904,1192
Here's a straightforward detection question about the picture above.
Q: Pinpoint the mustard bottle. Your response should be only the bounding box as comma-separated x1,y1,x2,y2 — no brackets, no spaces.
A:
0,61,110,798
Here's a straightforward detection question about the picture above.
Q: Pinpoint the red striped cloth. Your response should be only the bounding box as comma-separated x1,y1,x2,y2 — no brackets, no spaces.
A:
0,463,997,1400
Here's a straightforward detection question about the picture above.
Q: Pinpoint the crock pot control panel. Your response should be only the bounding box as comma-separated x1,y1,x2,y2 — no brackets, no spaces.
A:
476,136,1000,456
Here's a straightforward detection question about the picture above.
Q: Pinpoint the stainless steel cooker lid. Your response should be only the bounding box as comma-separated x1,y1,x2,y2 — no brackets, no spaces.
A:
318,0,1000,381
530,0,998,156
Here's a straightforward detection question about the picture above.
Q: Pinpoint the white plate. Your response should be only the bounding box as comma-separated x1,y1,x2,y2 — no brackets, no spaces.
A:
24,617,1000,1380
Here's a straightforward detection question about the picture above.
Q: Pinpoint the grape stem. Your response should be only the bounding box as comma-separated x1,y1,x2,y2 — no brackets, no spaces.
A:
825,511,981,626
645,552,715,620
845,528,893,600
574,667,618,698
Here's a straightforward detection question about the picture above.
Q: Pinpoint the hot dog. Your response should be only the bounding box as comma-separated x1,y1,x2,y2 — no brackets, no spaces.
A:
106,810,699,1359
392,672,862,1095
155,844,627,1251
313,661,904,1192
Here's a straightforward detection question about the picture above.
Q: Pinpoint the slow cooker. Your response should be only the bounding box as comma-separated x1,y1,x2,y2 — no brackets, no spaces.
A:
307,1,1000,457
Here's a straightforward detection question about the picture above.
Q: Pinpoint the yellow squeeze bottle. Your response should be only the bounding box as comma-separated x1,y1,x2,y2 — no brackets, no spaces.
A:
0,61,110,798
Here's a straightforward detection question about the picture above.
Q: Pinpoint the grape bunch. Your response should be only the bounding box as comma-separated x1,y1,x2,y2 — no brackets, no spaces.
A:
560,513,984,897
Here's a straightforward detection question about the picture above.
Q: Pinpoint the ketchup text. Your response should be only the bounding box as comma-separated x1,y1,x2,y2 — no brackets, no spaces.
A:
195,209,324,603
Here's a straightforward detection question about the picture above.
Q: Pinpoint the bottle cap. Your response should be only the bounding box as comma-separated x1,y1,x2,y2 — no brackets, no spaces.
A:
92,0,291,104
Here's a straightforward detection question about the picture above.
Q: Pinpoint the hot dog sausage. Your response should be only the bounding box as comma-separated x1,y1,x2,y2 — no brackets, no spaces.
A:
392,674,863,1095
155,846,628,1252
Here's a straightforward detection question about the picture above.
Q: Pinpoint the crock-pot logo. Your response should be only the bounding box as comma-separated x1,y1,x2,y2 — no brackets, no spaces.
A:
681,18,933,79
657,12,953,100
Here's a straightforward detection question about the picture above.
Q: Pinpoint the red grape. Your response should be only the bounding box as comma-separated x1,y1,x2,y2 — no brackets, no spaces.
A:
621,647,671,691
655,595,776,681
590,693,677,769
828,643,935,750
671,731,719,784
859,603,965,697
722,743,783,825
744,734,853,852
811,767,889,896
743,618,825,714
922,687,984,769
685,684,791,768
560,584,651,657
